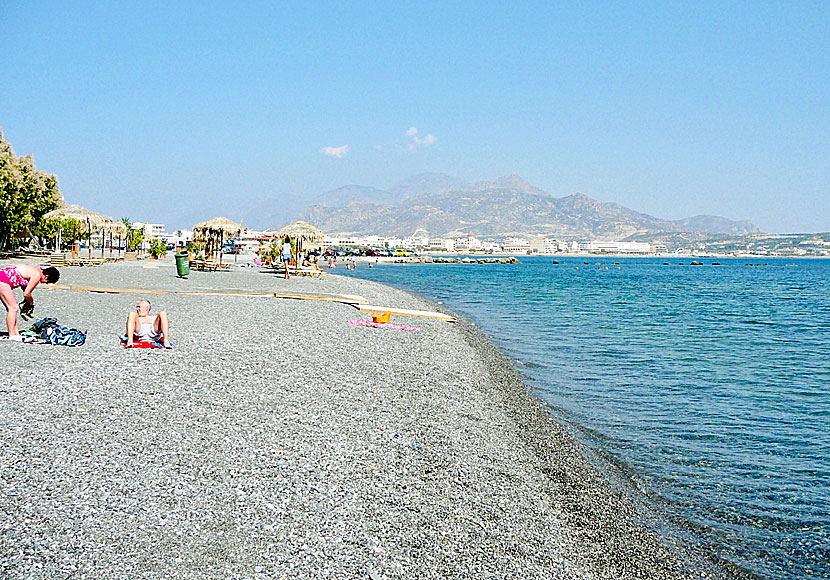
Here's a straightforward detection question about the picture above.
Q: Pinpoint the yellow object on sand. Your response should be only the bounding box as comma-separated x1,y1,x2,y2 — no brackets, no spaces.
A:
372,311,391,324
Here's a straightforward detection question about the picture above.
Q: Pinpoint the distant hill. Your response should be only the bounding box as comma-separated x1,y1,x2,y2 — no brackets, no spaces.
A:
389,172,469,197
301,175,759,239
671,215,758,235
313,185,399,208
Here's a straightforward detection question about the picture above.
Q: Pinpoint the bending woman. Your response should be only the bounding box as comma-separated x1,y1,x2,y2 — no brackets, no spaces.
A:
0,264,60,340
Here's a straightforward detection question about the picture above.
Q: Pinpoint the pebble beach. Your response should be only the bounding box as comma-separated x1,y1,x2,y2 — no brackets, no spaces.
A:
0,259,731,579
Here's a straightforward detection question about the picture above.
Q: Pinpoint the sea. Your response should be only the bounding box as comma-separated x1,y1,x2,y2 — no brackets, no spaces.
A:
340,256,830,580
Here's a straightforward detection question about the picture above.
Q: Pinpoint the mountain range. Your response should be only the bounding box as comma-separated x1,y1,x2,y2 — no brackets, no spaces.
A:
244,173,758,240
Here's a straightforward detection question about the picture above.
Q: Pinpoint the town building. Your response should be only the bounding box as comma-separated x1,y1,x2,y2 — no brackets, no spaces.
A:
579,241,653,254
133,222,166,239
502,237,531,253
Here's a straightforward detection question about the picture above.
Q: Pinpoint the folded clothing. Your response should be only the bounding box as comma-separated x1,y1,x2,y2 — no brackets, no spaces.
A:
27,318,87,346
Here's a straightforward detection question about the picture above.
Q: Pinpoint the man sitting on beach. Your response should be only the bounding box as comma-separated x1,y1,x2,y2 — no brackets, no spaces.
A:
125,300,171,348
302,254,323,272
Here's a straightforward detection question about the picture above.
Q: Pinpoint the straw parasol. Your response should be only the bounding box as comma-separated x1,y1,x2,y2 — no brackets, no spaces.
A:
276,220,325,244
44,204,111,233
193,217,241,262
276,221,325,271
43,204,127,256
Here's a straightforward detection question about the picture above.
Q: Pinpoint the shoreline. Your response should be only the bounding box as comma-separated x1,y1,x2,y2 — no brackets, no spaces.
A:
1,260,737,578
450,315,751,579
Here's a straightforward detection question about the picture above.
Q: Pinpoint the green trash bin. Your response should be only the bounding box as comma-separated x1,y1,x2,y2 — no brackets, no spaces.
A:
175,251,189,277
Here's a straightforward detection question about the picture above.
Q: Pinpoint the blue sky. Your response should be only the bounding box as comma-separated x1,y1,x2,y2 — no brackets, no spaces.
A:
2,1,828,232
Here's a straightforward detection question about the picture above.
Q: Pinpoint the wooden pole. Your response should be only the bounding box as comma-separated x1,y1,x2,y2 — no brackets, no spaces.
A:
234,229,239,263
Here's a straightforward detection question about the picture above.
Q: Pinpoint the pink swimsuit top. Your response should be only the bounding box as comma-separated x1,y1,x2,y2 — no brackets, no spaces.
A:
0,266,39,289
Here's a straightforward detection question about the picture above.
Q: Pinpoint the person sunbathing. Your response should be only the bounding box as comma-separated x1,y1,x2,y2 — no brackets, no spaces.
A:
302,255,323,272
125,300,171,348
0,264,60,341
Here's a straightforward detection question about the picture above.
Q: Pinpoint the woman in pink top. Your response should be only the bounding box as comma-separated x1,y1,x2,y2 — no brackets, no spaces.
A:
0,264,60,340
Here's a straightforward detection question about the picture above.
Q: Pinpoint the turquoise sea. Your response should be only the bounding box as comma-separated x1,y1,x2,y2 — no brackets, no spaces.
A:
341,257,830,579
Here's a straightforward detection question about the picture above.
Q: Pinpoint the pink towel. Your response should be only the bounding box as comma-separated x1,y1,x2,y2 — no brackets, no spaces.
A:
349,319,420,331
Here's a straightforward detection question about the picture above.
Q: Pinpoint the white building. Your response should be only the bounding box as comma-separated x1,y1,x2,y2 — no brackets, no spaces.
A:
429,238,454,251
453,233,483,252
405,228,429,249
133,222,166,239
580,241,653,254
542,238,579,254
502,237,531,253
164,229,192,247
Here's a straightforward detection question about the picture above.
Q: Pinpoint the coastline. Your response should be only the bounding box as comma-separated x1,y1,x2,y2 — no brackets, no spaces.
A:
341,253,828,266
1,259,733,578
450,316,751,579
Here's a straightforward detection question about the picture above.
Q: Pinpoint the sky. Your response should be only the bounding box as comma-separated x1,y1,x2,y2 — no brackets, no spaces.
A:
2,1,828,233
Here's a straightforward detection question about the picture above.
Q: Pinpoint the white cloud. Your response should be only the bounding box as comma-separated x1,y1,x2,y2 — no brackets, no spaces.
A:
413,133,437,146
320,145,349,158
403,127,437,151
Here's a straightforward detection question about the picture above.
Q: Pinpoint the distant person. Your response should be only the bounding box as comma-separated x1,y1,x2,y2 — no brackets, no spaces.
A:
0,264,60,340
302,254,323,272
281,236,292,279
125,300,171,348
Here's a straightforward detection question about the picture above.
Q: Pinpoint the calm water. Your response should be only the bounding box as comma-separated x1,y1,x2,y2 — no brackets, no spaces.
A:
341,257,830,579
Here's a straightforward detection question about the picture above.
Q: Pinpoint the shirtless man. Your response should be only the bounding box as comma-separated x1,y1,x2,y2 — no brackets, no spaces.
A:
125,300,171,348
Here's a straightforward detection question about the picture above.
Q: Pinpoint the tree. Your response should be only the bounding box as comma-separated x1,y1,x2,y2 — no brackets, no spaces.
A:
148,237,166,258
121,217,145,252
0,130,63,249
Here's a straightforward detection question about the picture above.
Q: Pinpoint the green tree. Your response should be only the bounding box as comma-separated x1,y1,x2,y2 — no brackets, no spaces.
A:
0,130,63,249
121,217,145,252
41,216,81,250
148,238,166,258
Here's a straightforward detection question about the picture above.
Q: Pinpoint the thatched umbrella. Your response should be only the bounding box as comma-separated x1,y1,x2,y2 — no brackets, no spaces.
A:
277,221,325,271
44,204,124,257
193,217,241,264
277,221,325,243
